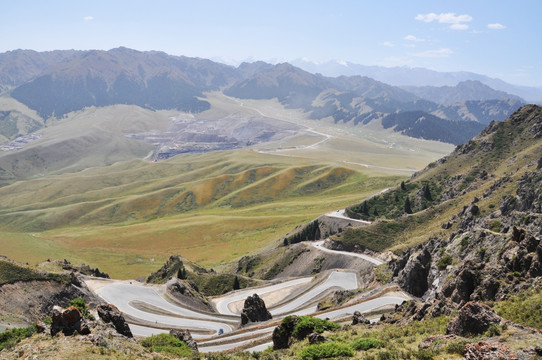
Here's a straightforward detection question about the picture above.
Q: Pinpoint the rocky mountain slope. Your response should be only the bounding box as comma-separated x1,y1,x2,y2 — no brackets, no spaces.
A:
225,62,523,144
10,47,238,118
333,105,542,313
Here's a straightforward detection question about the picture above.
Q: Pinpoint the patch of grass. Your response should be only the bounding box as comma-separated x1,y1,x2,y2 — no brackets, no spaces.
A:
350,337,384,350
0,259,69,286
493,289,542,329
140,333,192,358
188,272,256,296
0,324,37,351
298,342,354,360
375,264,393,284
334,219,407,252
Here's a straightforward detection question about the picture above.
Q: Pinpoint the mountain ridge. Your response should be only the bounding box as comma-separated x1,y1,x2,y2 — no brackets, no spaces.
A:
0,48,526,150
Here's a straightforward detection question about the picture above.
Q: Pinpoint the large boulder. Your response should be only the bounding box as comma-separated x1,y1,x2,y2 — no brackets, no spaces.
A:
97,303,133,338
352,311,370,325
170,328,198,351
308,332,326,344
240,293,272,325
51,306,91,336
396,248,432,297
446,302,502,337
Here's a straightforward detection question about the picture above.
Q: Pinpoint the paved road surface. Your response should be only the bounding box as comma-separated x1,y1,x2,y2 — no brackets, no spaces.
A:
311,240,383,265
212,277,313,316
269,271,358,316
96,282,234,336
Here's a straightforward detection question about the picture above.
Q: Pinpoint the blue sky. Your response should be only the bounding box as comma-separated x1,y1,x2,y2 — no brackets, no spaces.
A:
3,0,541,86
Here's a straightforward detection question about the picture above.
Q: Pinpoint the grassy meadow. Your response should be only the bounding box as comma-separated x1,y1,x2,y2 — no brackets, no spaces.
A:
0,94,454,279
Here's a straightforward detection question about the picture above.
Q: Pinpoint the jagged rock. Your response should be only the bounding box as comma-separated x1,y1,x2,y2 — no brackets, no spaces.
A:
464,341,517,360
97,303,132,338
35,320,46,333
441,268,478,305
352,311,370,325
446,302,502,337
477,276,500,301
499,195,517,216
396,248,432,297
240,294,272,325
167,278,190,295
170,328,198,351
272,315,298,349
528,243,542,277
51,305,91,336
308,332,326,344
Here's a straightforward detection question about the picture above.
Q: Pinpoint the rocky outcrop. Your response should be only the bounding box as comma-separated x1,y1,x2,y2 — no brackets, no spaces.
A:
54,259,109,278
240,294,272,325
272,315,299,349
166,277,212,312
146,255,185,284
464,341,518,360
97,303,132,338
170,329,198,351
308,332,326,344
50,306,91,336
446,302,502,337
394,247,432,297
352,311,370,325
441,266,479,306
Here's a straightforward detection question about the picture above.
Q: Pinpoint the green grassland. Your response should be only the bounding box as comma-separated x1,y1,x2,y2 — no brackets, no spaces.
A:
0,150,406,278
0,94,454,279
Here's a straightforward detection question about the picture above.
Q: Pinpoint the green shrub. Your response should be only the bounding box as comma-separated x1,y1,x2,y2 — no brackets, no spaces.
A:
0,325,37,351
298,342,354,360
445,339,469,355
292,316,340,340
140,333,192,357
437,254,453,270
414,348,436,360
350,337,383,350
69,297,90,319
489,220,502,232
460,236,469,251
486,324,502,337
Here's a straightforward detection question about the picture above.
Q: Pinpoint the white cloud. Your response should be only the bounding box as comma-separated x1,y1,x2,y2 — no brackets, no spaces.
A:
404,35,425,42
487,23,506,30
450,23,469,30
84,16,94,21
410,48,453,58
381,41,395,47
415,12,472,30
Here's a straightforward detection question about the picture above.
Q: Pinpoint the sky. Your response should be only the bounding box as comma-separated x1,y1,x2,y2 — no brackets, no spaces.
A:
2,0,541,87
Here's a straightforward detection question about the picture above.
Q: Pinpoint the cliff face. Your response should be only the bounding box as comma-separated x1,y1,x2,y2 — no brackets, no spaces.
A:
388,105,542,313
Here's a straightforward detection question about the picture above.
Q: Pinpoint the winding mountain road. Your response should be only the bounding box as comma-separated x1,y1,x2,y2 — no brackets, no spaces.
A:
88,237,407,352
310,240,383,266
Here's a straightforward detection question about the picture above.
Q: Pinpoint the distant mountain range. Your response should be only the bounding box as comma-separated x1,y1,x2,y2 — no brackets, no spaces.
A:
290,58,542,103
0,48,527,145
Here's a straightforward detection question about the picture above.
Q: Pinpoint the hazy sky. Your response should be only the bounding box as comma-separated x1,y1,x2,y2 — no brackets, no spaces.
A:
3,0,541,86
